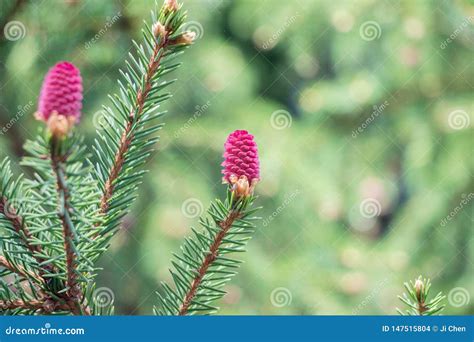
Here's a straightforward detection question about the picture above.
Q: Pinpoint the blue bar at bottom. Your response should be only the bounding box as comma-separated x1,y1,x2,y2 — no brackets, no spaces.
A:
0,315,472,342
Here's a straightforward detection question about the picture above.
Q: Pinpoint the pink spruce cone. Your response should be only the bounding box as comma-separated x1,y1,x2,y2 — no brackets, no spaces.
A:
222,130,260,196
35,61,83,123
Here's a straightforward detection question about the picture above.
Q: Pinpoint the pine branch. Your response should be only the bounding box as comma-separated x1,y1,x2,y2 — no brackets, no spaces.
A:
155,191,261,315
397,276,446,315
94,0,193,241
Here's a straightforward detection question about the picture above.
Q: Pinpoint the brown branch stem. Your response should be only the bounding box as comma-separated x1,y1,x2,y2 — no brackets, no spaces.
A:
99,34,170,215
0,298,44,311
0,255,44,285
50,139,90,316
0,196,42,257
178,210,241,315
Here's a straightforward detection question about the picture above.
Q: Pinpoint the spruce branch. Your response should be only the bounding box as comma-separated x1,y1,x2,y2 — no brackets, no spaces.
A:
156,192,260,315
397,276,446,315
0,158,42,259
0,255,44,285
49,136,89,315
94,0,194,241
156,130,261,315
18,132,103,315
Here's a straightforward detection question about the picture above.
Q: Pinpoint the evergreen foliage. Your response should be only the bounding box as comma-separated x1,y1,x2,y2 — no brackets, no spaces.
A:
155,192,261,315
397,276,446,316
0,0,195,315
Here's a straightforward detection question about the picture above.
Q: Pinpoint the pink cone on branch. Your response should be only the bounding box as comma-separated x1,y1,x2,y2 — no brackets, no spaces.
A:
35,61,83,137
222,130,260,197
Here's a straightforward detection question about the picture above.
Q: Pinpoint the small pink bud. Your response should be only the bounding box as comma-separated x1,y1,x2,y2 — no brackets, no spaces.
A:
35,62,83,124
222,130,260,195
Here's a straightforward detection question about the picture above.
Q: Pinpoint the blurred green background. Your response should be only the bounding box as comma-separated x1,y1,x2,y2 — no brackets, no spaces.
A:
0,0,473,315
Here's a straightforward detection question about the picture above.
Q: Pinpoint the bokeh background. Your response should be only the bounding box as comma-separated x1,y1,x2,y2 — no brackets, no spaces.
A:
0,0,472,315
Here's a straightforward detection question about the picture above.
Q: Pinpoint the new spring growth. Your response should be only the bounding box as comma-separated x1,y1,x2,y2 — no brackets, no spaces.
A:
152,22,166,39
34,62,83,138
169,31,196,45
163,0,179,14
414,278,424,302
222,130,260,197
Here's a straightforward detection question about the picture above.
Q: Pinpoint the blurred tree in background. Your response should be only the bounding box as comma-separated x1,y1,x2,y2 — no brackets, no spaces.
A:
0,0,472,315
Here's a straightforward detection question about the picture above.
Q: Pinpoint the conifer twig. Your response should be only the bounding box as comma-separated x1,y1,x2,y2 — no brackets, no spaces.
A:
0,196,41,256
156,130,261,316
397,276,446,315
179,210,242,315
0,299,44,311
50,138,90,315
99,31,170,214
0,255,44,285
